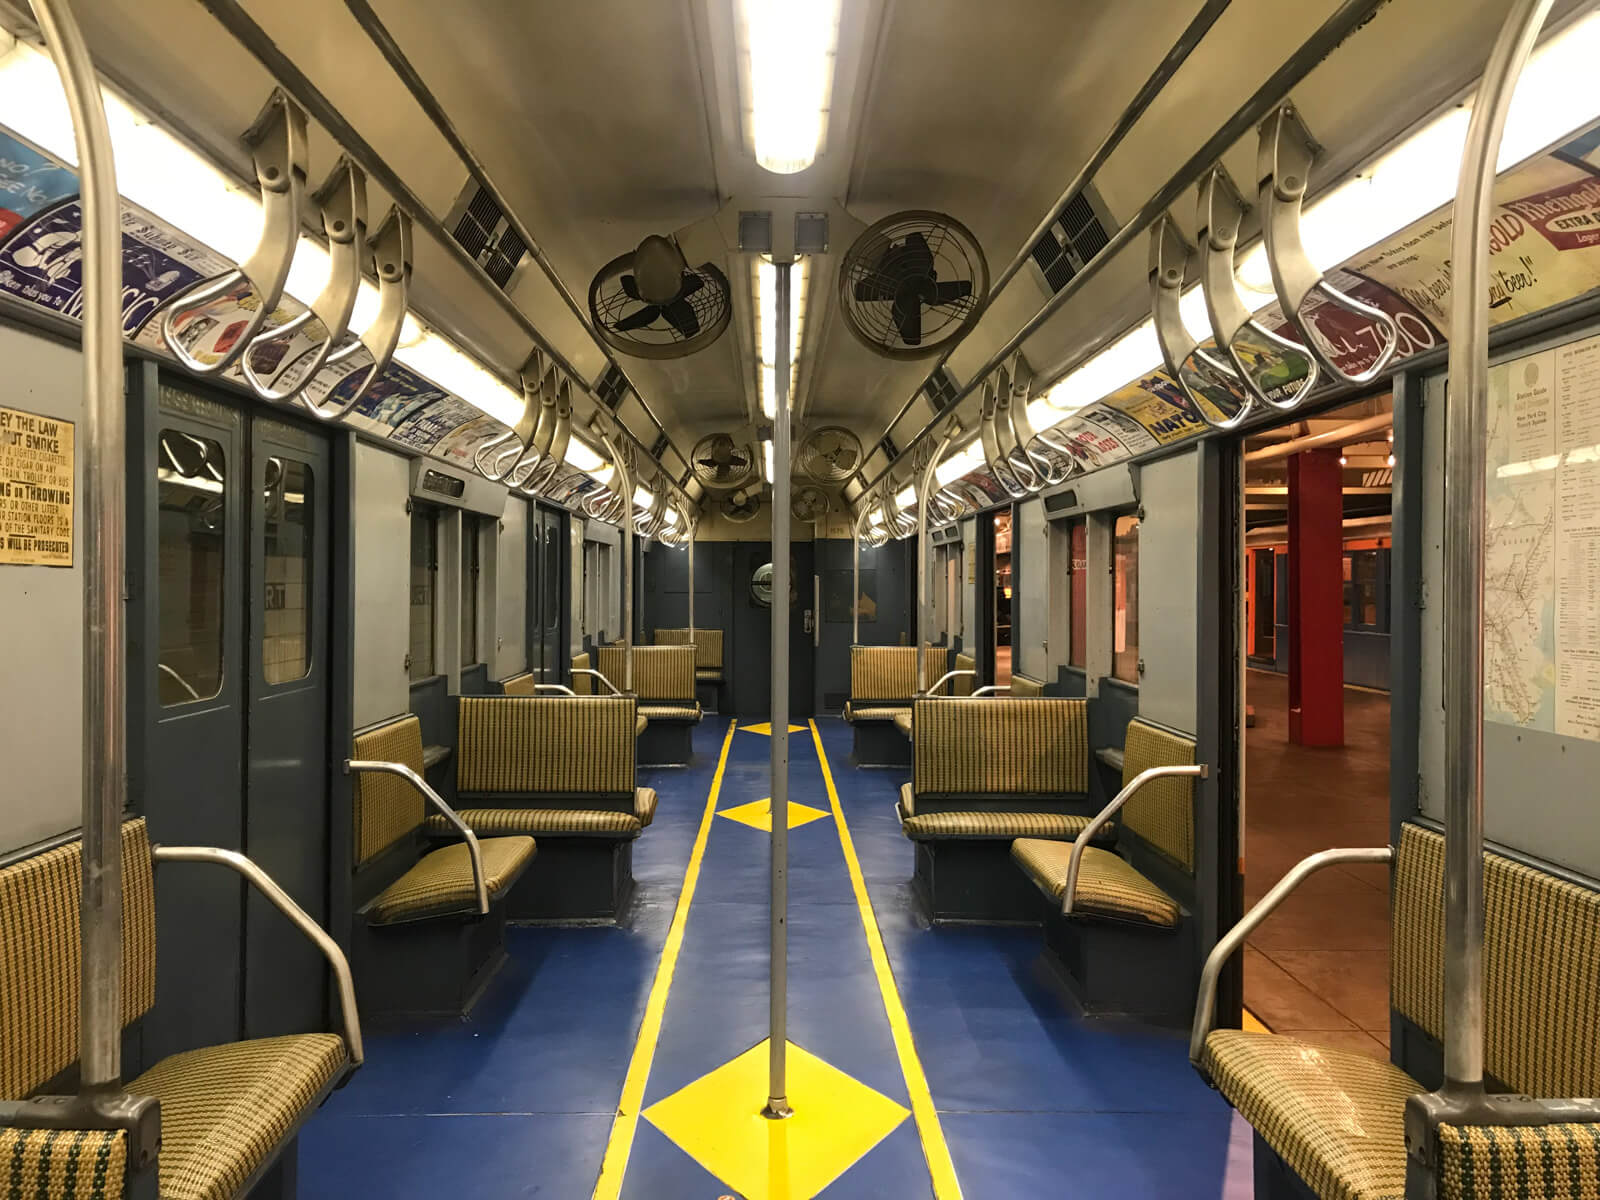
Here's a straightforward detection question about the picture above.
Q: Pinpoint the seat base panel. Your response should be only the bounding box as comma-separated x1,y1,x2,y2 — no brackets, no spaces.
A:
505,837,636,924
1040,909,1194,1027
353,902,510,1022
912,839,1047,925
638,721,695,767
850,722,912,768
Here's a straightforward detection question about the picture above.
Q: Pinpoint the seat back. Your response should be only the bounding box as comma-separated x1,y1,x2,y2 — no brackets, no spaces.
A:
912,697,1088,798
500,672,536,697
597,645,695,701
351,715,427,865
1010,674,1046,698
850,645,924,702
0,820,157,1099
1120,719,1197,873
953,652,976,697
457,695,637,797
571,651,592,695
655,627,724,671
1392,823,1600,1098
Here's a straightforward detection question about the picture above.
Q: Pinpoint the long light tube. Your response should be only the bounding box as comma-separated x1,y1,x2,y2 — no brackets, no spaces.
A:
757,256,806,419
739,0,841,174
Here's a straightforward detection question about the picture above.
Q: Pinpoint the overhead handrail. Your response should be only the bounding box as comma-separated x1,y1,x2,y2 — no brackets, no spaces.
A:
152,845,366,1065
241,156,366,403
1189,845,1392,1067
302,207,413,421
1060,763,1208,916
1196,166,1318,412
344,759,488,915
162,89,308,376
1257,104,1398,386
1149,212,1254,431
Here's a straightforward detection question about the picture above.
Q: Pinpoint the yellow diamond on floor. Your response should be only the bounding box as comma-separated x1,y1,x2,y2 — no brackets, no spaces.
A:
718,797,829,832
643,1040,908,1200
740,721,806,736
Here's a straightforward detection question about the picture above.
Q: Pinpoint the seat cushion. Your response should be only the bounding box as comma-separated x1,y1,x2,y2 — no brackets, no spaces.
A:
635,787,658,827
639,702,702,722
366,836,537,924
426,809,641,839
635,713,648,737
1202,1030,1417,1200
1011,840,1179,928
0,1128,127,1198
1438,1122,1600,1198
129,1034,346,1200
844,702,911,724
696,668,723,682
893,712,913,739
903,811,1098,841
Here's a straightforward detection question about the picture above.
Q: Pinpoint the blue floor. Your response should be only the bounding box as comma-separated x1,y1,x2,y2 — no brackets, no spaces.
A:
300,717,1252,1198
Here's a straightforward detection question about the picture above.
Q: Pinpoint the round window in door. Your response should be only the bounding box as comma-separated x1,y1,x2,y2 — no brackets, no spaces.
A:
751,562,774,607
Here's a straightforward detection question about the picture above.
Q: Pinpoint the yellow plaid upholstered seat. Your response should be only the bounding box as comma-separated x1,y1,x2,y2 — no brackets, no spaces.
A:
912,698,1089,796
639,702,703,722
570,652,594,695
1120,720,1197,872
903,811,1098,840
0,1129,127,1199
1009,674,1045,697
128,1034,346,1200
1011,839,1180,928
500,673,536,696
952,652,976,696
457,696,637,795
425,809,640,838
598,645,697,702
843,702,911,723
893,712,913,738
1438,1124,1600,1198
366,836,537,925
655,628,724,680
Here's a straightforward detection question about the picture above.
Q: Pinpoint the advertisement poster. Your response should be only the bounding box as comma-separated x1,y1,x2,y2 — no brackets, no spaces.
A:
0,405,73,567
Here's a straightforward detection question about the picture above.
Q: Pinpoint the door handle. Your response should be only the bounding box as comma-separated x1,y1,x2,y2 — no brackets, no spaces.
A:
803,609,815,635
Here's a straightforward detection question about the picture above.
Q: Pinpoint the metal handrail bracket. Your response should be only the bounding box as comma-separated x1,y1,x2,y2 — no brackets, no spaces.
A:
304,207,413,421
921,669,977,698
162,89,308,375
344,759,488,914
571,668,622,696
1149,212,1252,431
532,683,577,696
152,844,365,1065
1189,845,1392,1067
1061,763,1209,917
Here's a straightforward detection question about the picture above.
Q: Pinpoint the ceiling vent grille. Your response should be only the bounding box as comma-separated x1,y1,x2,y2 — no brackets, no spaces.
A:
879,433,899,462
449,182,528,289
649,432,671,460
923,366,961,412
1028,186,1113,295
596,364,628,412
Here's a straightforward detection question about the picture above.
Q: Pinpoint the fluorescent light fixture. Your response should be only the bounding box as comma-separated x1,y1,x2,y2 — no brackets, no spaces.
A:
0,36,523,428
756,257,807,418
564,437,607,474
1043,320,1161,413
935,440,986,487
894,485,914,508
631,486,654,509
739,0,841,174
761,438,775,481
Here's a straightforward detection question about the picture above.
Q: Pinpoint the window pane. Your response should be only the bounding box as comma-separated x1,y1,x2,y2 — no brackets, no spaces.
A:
410,510,437,679
157,428,226,705
1112,514,1140,683
544,521,560,634
262,457,312,684
1069,522,1087,668
461,516,479,667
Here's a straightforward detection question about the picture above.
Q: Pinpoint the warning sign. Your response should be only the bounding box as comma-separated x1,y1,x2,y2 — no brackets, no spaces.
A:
0,405,74,566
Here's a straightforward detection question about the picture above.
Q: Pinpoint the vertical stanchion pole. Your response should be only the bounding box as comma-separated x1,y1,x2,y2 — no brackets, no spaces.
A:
1438,0,1552,1096
852,505,865,646
687,514,696,647
31,0,126,1091
764,260,793,1118
915,423,959,694
619,455,634,693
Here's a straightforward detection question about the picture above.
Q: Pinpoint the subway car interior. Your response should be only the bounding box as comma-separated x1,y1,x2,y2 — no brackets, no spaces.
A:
4,0,1600,1197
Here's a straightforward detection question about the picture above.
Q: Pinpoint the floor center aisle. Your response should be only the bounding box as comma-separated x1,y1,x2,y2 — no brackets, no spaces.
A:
596,720,952,1200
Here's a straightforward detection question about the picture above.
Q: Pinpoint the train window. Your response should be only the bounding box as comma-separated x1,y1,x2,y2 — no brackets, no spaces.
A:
946,546,962,639
1345,549,1382,630
1068,521,1087,668
1112,513,1140,683
156,428,226,705
262,457,313,684
461,514,481,667
409,508,438,680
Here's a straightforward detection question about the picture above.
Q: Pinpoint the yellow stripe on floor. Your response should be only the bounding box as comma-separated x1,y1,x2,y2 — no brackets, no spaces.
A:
809,720,963,1200
592,718,738,1200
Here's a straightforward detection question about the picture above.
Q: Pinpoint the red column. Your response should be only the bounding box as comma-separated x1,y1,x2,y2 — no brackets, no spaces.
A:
1286,449,1345,747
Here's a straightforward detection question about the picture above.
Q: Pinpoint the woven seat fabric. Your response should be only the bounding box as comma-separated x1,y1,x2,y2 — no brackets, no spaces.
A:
1121,720,1198,872
639,702,702,722
844,703,911,723
953,652,976,696
1,820,157,1100
350,716,427,866
654,627,724,671
893,712,913,738
1010,839,1179,927
457,696,636,794
696,668,723,682
570,652,592,695
1202,1030,1417,1200
636,787,658,827
0,1128,127,1199
635,713,648,736
129,1034,345,1200
366,836,536,924
912,697,1088,795
1438,1123,1600,1199
899,782,916,817
903,811,1095,840
499,673,536,697
597,645,696,702
1009,674,1045,697
424,810,639,838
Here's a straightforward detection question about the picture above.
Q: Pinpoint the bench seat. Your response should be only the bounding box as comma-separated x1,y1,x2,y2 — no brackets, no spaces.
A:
425,788,658,839
366,836,537,925
903,810,1097,840
1012,838,1180,928
1201,1030,1414,1200
893,712,913,738
696,668,722,682
129,1033,347,1200
844,702,910,723
639,702,702,722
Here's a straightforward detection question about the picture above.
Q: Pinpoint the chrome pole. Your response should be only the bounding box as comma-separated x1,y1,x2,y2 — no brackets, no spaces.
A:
687,514,695,647
765,260,793,1118
915,422,959,692
851,500,872,646
1439,0,1552,1092
30,0,125,1091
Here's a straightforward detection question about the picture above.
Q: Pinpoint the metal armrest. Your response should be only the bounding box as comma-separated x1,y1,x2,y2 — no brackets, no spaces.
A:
151,844,364,1066
571,668,621,695
921,669,977,698
971,684,1008,697
1188,844,1392,1066
533,683,577,696
1061,763,1208,917
345,759,488,915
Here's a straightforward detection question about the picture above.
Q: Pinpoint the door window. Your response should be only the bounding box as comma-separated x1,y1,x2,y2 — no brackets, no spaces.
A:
261,457,313,684
461,515,480,667
410,508,438,680
1112,513,1140,683
157,428,227,704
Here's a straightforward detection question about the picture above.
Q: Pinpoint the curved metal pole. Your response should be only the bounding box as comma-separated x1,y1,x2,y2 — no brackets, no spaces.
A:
1061,764,1208,915
29,0,124,1091
345,760,488,914
153,845,366,1065
916,421,960,694
687,514,696,648
851,498,876,645
765,261,793,1119
1440,0,1553,1095
1189,845,1392,1065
